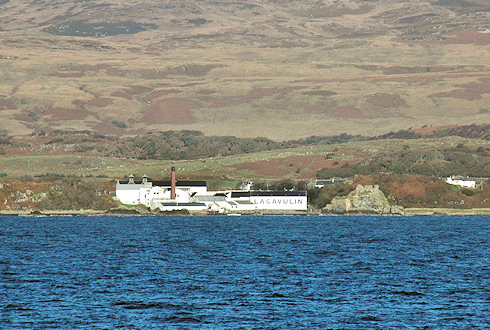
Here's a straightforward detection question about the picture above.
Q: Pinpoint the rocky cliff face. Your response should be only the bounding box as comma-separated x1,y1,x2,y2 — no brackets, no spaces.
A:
324,184,404,215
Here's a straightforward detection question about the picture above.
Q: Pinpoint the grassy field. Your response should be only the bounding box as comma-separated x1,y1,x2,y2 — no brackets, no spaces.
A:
0,135,485,184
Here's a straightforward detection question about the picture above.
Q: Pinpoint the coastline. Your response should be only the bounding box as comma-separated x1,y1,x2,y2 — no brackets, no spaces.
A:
403,208,490,216
0,208,489,217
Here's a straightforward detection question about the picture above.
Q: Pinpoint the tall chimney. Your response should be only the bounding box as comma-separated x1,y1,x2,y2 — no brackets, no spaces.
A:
170,166,176,200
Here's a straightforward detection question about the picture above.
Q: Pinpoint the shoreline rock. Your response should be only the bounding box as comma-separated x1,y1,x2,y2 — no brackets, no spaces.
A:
323,184,404,215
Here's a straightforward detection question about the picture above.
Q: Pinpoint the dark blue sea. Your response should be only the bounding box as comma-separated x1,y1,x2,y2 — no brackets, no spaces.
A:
1,215,488,328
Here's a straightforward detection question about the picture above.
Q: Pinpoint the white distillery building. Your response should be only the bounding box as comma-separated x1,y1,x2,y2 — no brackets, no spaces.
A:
116,169,308,213
115,167,207,210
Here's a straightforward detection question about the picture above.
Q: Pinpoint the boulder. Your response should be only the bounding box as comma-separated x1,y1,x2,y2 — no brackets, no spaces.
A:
324,184,404,215
12,191,29,203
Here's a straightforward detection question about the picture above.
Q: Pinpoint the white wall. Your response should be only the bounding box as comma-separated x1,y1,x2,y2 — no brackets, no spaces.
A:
445,177,476,188
250,196,307,210
156,203,208,212
116,188,141,205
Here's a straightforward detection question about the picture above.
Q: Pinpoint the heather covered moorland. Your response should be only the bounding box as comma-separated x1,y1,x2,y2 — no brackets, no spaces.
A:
0,0,489,139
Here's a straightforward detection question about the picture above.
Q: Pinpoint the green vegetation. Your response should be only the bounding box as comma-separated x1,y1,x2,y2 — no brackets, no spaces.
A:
34,173,72,178
28,112,38,121
351,174,488,209
317,145,489,178
0,130,487,183
42,20,157,37
307,184,355,209
404,208,490,215
0,137,11,145
113,131,288,160
38,180,117,210
111,120,127,129
3,125,488,162
0,126,487,211
374,124,489,140
290,133,362,146
251,179,309,191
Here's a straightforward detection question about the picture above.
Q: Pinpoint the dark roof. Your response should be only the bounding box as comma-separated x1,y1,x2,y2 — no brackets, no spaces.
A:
231,190,307,197
152,180,207,187
250,191,306,197
118,179,206,186
235,200,254,204
231,191,250,198
316,179,334,184
118,180,144,184
160,202,206,206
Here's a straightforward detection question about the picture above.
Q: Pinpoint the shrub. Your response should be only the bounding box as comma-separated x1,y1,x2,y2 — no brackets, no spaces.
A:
460,188,476,196
308,183,354,209
38,181,117,210
112,120,127,128
0,137,11,145
317,147,489,177
28,112,38,121
19,175,34,182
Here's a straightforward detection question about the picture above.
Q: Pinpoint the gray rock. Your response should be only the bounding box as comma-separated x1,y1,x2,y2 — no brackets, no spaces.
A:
12,191,29,203
324,184,404,215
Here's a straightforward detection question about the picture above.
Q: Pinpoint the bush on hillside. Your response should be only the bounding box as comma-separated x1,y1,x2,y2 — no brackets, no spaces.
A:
38,181,117,210
317,146,489,178
307,183,354,209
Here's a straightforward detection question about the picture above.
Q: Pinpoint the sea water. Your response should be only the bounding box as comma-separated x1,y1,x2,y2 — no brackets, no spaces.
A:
0,215,488,328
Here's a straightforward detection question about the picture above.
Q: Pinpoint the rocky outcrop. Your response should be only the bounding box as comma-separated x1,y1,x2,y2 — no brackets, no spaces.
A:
324,184,404,215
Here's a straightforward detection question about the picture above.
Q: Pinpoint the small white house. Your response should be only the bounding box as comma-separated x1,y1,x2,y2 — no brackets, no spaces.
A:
445,176,476,189
315,178,347,188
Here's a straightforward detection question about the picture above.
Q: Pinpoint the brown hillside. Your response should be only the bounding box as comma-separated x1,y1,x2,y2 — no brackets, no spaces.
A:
0,0,488,140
